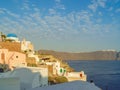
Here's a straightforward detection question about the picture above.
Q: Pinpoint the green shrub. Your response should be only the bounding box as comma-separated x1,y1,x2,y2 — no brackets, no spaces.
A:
55,76,68,83
48,76,68,84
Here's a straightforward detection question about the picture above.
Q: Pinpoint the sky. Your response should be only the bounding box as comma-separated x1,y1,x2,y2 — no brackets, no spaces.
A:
0,0,120,52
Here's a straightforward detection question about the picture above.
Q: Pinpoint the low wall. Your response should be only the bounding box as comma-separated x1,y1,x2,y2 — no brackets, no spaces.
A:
0,78,20,90
65,71,87,81
26,67,48,86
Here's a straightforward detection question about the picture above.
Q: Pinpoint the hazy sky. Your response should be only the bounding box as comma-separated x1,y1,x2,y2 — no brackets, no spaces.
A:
0,0,120,52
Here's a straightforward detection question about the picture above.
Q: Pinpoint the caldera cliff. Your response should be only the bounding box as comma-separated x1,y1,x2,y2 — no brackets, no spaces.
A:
38,50,120,60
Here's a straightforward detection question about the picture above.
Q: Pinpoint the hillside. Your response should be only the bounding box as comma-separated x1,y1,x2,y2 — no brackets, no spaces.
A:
38,50,120,60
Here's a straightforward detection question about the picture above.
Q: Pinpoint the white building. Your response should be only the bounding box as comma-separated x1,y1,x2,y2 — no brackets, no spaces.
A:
66,71,87,81
0,67,48,90
45,61,66,76
6,33,19,42
53,61,66,76
21,39,34,52
21,39,40,63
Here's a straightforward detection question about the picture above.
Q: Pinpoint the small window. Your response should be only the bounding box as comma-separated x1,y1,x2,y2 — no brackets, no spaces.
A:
16,56,18,58
1,53,5,60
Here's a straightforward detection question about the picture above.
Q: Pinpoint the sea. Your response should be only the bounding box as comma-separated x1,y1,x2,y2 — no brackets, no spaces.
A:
65,60,120,90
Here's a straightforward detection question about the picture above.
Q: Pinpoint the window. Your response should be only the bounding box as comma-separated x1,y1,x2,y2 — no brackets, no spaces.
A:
16,56,18,58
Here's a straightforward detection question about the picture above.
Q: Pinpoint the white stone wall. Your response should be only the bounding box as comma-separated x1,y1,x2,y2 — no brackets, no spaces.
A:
0,78,20,90
26,67,48,87
0,67,48,90
66,71,87,81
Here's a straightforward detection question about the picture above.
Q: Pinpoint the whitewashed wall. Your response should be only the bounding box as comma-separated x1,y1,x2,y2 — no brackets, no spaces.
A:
0,78,20,90
0,67,48,90
26,67,48,87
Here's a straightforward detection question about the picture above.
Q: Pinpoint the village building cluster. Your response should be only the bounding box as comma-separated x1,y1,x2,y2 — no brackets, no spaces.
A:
0,32,92,90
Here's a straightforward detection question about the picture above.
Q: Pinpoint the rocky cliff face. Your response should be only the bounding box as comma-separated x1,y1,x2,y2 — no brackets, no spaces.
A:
38,50,120,60
116,52,120,60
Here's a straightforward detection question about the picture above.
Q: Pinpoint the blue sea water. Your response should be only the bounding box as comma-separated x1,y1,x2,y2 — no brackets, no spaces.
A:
65,60,120,90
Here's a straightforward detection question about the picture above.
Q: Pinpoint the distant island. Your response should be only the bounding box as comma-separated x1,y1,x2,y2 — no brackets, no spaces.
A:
38,50,120,60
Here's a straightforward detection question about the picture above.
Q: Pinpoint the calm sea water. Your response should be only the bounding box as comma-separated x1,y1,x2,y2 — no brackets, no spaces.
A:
65,60,120,90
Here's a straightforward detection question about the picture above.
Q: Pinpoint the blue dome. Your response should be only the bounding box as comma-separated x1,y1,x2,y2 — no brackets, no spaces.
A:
7,33,17,37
